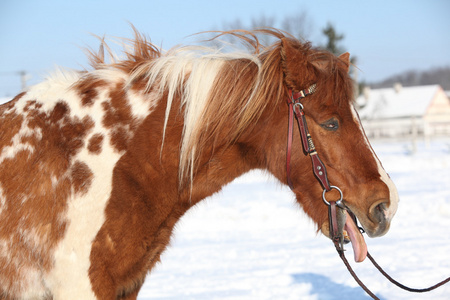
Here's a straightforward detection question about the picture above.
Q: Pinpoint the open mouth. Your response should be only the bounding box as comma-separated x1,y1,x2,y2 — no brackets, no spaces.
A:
322,210,368,262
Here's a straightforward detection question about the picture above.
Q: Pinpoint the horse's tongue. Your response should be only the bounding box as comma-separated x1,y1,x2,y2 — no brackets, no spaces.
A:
344,212,367,262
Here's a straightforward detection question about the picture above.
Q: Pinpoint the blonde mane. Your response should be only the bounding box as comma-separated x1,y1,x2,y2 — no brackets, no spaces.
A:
88,29,296,184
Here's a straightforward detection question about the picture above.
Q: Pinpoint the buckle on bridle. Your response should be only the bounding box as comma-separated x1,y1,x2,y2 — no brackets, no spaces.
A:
292,102,303,111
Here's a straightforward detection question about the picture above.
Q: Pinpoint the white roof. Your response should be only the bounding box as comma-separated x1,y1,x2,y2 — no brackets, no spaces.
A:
357,85,440,120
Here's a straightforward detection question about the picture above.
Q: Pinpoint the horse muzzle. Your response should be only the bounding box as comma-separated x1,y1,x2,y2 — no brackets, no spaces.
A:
363,199,392,238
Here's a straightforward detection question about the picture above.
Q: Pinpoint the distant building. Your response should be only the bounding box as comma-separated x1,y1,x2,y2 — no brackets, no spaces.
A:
356,84,450,138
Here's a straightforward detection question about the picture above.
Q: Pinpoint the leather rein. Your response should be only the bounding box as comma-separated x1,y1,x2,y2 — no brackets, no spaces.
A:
285,85,450,299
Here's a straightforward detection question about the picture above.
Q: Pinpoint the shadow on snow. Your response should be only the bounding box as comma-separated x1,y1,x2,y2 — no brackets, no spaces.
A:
291,272,385,300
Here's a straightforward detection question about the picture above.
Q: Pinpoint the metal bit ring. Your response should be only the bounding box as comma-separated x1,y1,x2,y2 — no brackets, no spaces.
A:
322,186,344,207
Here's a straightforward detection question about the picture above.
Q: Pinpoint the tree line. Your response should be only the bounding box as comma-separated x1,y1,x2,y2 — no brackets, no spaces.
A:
215,12,450,93
369,67,450,90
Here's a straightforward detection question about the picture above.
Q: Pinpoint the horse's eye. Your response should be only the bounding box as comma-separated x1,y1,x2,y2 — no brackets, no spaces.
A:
321,118,339,131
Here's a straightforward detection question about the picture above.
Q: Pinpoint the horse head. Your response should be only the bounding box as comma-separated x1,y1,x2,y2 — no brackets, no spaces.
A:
256,36,399,261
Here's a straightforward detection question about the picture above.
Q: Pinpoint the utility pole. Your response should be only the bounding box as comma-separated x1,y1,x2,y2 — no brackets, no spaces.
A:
0,70,30,95
19,70,28,91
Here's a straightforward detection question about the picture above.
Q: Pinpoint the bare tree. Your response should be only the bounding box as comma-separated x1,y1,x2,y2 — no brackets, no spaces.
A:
212,9,315,48
281,11,314,41
251,15,277,45
251,14,276,29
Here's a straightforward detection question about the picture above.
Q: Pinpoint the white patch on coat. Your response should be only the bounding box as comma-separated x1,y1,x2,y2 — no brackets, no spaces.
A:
19,69,82,114
18,268,50,299
0,185,5,214
0,237,49,298
44,68,150,299
0,119,41,165
127,88,159,119
45,142,121,299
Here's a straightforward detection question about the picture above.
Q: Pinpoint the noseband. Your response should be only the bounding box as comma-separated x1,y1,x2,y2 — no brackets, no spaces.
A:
285,85,450,299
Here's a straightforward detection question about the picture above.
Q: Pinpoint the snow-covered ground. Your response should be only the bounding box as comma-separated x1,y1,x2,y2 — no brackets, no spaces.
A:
0,97,12,105
139,139,450,300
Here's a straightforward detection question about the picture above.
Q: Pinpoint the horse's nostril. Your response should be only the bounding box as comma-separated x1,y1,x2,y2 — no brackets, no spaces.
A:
365,200,391,237
369,200,388,223
376,202,385,213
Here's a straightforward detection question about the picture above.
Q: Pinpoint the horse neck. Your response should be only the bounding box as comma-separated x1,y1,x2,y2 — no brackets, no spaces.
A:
158,51,288,205
182,103,288,206
244,103,291,181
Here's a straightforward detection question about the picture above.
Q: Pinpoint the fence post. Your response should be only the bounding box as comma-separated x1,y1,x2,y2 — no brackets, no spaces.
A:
411,116,417,154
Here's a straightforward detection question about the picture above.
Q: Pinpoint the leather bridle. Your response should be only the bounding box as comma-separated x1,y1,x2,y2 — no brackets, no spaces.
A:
286,84,330,192
285,85,450,299
286,84,345,246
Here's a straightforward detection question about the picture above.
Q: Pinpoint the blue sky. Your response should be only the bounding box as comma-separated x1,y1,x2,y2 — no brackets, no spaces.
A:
1,0,449,97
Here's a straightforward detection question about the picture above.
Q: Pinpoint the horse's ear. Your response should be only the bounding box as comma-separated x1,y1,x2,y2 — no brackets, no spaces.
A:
281,38,316,89
338,52,350,73
310,52,351,74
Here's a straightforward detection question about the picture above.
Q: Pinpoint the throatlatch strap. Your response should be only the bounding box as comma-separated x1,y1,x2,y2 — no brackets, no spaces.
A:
286,101,295,190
